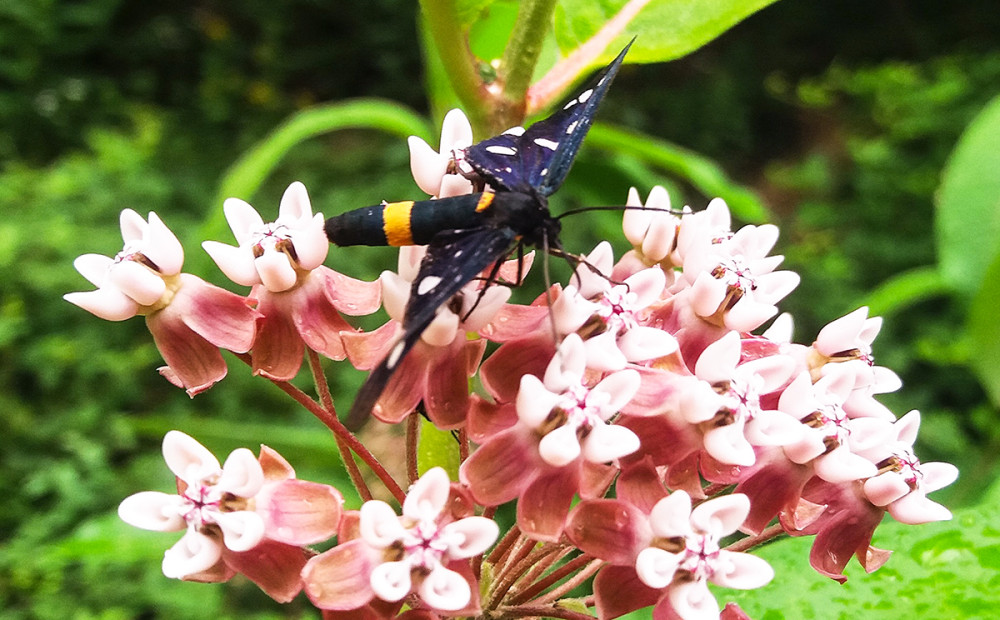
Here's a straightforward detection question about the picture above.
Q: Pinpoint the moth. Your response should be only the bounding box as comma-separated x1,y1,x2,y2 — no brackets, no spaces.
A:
326,41,632,428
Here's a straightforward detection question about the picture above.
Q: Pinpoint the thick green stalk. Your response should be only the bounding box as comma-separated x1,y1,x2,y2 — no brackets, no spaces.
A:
495,0,560,131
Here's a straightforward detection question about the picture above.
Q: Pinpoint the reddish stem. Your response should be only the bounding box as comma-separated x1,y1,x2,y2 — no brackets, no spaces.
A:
726,523,785,553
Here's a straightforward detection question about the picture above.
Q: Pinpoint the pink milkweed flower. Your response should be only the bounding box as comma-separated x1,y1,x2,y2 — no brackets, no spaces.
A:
552,242,677,372
857,410,957,524
461,334,640,541
408,108,475,198
65,209,259,395
614,186,685,281
203,181,381,380
809,306,902,420
118,431,343,602
343,245,518,428
679,331,801,467
679,218,800,334
567,491,773,620
302,468,498,614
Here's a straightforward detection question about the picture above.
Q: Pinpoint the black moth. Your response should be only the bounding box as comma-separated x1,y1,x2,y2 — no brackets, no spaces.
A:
326,41,633,429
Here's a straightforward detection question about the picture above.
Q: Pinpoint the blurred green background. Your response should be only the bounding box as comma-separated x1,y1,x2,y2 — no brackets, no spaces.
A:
2,0,998,618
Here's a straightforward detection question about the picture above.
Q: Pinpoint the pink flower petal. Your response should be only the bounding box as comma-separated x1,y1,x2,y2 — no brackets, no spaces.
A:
423,339,483,429
635,547,680,588
538,424,582,467
173,274,258,353
256,479,343,545
213,510,266,551
566,499,653,565
370,560,412,602
403,467,451,521
321,267,382,316
223,538,309,603
251,302,305,380
649,491,693,538
459,426,539,506
582,423,640,463
594,565,663,620
690,494,749,537
517,465,579,542
302,540,378,609
666,575,720,620
255,251,298,293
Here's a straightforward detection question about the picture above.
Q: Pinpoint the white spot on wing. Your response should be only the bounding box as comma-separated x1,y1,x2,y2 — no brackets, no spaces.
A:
540,168,548,176
534,138,559,150
387,341,406,368
418,276,442,295
566,120,579,135
486,145,517,156
503,126,526,136
578,88,594,103
563,98,578,110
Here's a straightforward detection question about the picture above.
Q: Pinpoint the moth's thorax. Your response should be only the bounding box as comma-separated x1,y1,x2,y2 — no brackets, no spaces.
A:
491,190,559,247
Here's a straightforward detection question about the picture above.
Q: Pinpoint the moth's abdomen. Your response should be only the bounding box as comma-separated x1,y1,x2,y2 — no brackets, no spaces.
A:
325,193,491,247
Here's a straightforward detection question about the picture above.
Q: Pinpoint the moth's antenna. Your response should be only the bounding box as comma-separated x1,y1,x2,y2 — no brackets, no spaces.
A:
556,205,688,220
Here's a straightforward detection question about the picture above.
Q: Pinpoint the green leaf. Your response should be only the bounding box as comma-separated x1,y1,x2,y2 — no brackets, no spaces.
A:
936,94,1000,298
967,252,1000,407
721,479,1000,619
587,123,770,223
417,416,461,480
205,99,433,241
554,0,781,66
861,265,949,318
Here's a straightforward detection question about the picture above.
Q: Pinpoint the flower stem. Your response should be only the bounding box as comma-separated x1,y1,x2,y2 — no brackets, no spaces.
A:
496,605,596,620
726,522,785,553
238,352,405,504
495,0,559,130
306,349,374,502
406,412,420,486
508,553,599,605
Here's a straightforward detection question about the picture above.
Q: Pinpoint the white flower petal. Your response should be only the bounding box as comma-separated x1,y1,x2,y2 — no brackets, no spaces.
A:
440,516,499,559
118,491,187,531
403,467,451,521
145,212,184,275
668,580,721,620
617,326,677,363
649,491,693,538
216,448,265,497
703,422,756,467
581,423,640,463
293,213,331,270
710,550,774,589
360,500,406,548
202,240,261,286
516,374,561,428
583,330,628,372
110,260,167,306
162,530,223,579
223,198,265,245
213,509,266,552
254,251,298,292
545,334,586,391
590,369,641,417
695,332,740,383
634,547,680,589
370,560,412,602
64,289,139,321
418,564,471,611
888,491,953,525
538,424,582,467
408,136,447,196
162,430,221,484
690,494,749,537
278,181,313,223
421,309,459,347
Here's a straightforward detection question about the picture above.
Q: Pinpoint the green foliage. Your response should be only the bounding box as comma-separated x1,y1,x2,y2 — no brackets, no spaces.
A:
720,478,1000,619
936,94,1000,299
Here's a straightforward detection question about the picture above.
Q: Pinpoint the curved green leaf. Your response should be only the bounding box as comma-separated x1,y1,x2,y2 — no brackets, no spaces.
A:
205,99,433,240
417,416,461,480
862,266,950,318
587,123,769,222
554,0,781,66
721,480,998,619
968,252,1000,407
936,94,1000,298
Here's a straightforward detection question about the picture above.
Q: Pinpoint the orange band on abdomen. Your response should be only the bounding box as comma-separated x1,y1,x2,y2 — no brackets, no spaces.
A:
475,191,495,213
382,201,415,246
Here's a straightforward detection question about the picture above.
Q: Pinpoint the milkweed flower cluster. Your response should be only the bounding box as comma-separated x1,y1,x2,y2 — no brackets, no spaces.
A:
69,108,957,619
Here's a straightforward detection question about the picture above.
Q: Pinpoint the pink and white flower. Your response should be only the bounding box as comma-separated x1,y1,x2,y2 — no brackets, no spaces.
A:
118,431,342,601
203,182,381,380
302,467,497,614
408,109,475,198
567,491,773,620
65,210,259,395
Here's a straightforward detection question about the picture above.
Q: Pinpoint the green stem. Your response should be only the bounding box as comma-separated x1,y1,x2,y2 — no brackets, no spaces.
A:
306,349,373,502
419,0,492,130
495,0,560,131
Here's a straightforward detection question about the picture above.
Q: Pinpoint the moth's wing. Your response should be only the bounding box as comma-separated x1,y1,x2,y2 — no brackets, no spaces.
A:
460,128,532,193
526,40,632,195
344,227,517,430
